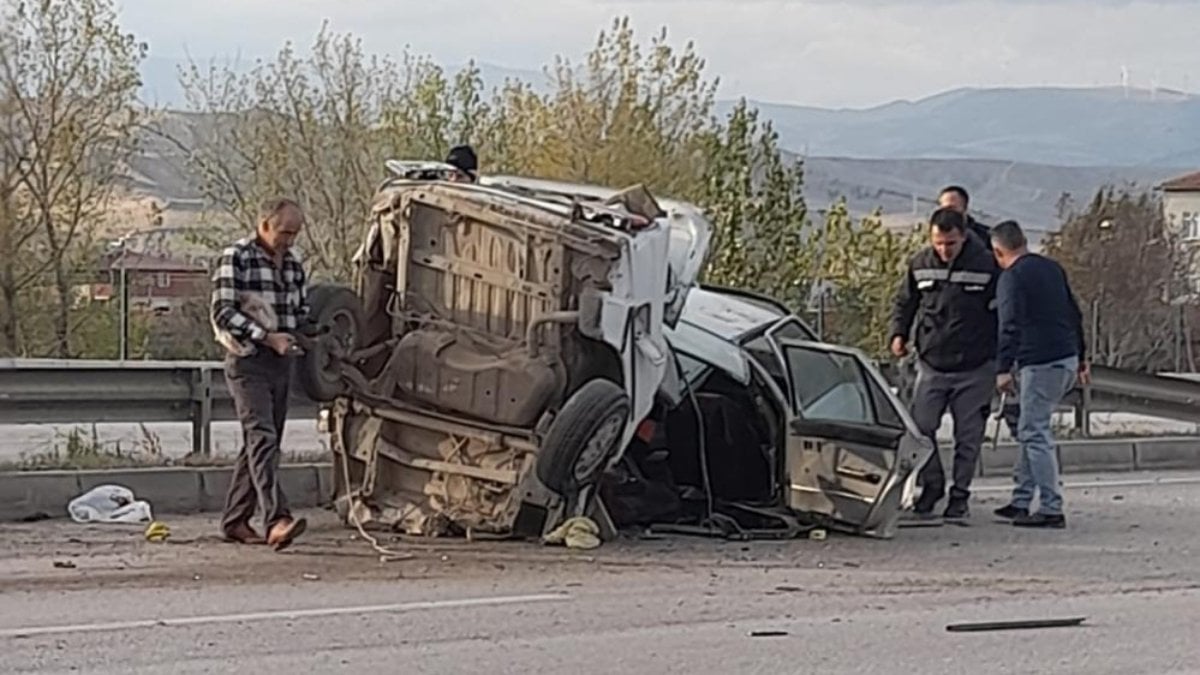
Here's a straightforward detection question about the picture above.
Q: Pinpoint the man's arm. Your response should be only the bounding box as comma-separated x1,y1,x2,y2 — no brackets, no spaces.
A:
210,248,269,342
995,270,1022,373
889,257,919,344
294,263,321,336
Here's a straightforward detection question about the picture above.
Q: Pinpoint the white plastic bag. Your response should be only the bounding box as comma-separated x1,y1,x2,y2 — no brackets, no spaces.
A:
67,484,154,524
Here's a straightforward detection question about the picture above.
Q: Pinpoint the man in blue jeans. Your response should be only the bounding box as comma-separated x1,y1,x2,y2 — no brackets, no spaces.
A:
989,221,1090,528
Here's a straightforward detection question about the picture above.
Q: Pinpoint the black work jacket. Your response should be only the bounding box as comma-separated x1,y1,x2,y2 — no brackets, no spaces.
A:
890,235,999,372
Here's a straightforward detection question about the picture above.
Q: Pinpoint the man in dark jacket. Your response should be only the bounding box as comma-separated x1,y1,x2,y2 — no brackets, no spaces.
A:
939,186,1021,438
990,220,1088,529
938,185,992,250
891,207,1000,520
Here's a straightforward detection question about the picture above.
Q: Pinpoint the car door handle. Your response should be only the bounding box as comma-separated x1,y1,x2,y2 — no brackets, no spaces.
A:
835,466,883,484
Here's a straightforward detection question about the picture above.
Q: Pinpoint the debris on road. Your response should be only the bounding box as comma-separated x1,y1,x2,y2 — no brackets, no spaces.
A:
749,630,789,638
302,573,321,581
945,617,1087,633
67,485,152,524
542,516,602,550
809,529,827,541
51,560,76,569
143,521,170,543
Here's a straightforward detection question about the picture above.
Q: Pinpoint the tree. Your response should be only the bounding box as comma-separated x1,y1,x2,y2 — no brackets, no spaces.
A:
699,101,811,308
163,25,497,282
1043,186,1194,372
154,16,923,362
0,0,146,356
809,202,923,356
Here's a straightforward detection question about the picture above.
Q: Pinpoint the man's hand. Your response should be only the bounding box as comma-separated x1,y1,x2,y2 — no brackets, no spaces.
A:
1078,361,1091,386
890,336,908,358
264,332,295,356
996,372,1016,394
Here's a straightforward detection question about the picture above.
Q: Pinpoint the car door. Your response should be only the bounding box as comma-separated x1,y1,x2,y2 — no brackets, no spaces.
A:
774,338,933,538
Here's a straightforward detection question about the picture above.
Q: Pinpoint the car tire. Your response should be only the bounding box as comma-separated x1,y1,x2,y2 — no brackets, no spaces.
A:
536,378,631,495
299,284,364,402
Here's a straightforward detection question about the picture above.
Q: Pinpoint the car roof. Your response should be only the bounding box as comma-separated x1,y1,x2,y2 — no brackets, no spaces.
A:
664,287,789,385
677,287,788,341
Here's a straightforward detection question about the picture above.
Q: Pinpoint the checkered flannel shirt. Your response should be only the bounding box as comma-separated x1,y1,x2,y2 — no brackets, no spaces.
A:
210,237,310,342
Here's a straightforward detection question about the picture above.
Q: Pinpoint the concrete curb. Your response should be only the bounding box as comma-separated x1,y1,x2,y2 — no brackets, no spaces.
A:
978,437,1200,478
0,464,331,523
1,438,1198,522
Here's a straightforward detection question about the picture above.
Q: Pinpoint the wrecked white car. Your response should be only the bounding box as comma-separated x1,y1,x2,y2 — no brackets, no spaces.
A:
602,285,934,539
301,163,710,539
301,164,931,541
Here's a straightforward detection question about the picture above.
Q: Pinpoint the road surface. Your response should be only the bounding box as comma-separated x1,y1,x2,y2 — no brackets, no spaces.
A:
2,471,1199,674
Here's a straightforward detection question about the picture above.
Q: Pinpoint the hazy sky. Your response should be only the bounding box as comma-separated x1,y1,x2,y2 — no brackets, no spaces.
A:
117,0,1200,108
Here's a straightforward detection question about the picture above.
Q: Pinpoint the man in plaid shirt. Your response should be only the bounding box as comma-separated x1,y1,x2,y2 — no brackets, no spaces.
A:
210,197,311,551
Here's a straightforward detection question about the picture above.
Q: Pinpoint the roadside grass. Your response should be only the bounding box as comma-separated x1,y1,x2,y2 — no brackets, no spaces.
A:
0,424,329,471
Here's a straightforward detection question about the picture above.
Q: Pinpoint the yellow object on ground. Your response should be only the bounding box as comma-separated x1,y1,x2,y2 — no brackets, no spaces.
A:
144,521,170,543
542,516,602,550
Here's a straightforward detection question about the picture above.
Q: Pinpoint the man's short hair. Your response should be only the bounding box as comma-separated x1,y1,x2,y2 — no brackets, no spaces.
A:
930,207,966,233
939,185,970,205
990,220,1027,250
258,197,301,225
445,144,478,175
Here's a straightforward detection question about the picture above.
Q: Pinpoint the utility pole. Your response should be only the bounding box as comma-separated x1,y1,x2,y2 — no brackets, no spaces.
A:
111,232,135,361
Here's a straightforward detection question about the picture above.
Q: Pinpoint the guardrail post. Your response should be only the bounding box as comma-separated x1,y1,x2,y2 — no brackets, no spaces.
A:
1074,382,1092,437
192,366,213,456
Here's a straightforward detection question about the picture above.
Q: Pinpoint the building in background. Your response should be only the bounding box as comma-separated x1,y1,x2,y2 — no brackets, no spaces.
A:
1159,171,1200,294
1160,171,1200,240
86,250,209,314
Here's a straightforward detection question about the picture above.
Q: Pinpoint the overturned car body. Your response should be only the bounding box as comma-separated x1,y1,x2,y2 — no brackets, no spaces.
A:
304,165,932,541
304,164,711,538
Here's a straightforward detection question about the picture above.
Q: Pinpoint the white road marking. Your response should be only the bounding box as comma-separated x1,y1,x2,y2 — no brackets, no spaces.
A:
0,593,571,639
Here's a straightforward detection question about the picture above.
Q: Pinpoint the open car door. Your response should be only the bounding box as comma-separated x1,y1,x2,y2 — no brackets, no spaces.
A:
775,339,933,538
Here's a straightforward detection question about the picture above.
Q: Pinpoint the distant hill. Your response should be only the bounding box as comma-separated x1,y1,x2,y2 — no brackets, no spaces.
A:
140,57,1200,168
121,110,1181,248
800,157,1179,244
128,68,1199,247
723,86,1200,168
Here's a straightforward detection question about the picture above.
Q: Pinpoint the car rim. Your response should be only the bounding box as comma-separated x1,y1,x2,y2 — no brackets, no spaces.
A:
321,309,357,379
573,410,626,483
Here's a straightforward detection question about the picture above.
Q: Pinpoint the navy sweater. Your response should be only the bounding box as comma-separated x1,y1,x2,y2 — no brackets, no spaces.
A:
996,253,1086,372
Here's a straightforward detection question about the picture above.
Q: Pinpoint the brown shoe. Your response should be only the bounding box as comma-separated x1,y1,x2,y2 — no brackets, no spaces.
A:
222,522,265,545
266,517,307,552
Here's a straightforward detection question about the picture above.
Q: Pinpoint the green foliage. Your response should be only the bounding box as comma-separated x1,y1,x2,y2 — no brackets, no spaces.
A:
699,100,811,308
0,12,928,360
0,0,146,357
810,203,924,356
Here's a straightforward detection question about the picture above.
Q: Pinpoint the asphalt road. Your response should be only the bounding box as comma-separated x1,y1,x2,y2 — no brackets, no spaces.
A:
3,471,1199,674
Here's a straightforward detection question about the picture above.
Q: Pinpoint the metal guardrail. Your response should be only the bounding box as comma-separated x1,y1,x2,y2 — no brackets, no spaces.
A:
1075,365,1200,429
2,359,1200,456
0,359,319,455
879,360,1200,432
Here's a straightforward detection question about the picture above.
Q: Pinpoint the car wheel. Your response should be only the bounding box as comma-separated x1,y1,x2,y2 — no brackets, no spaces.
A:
536,379,631,495
299,284,364,402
